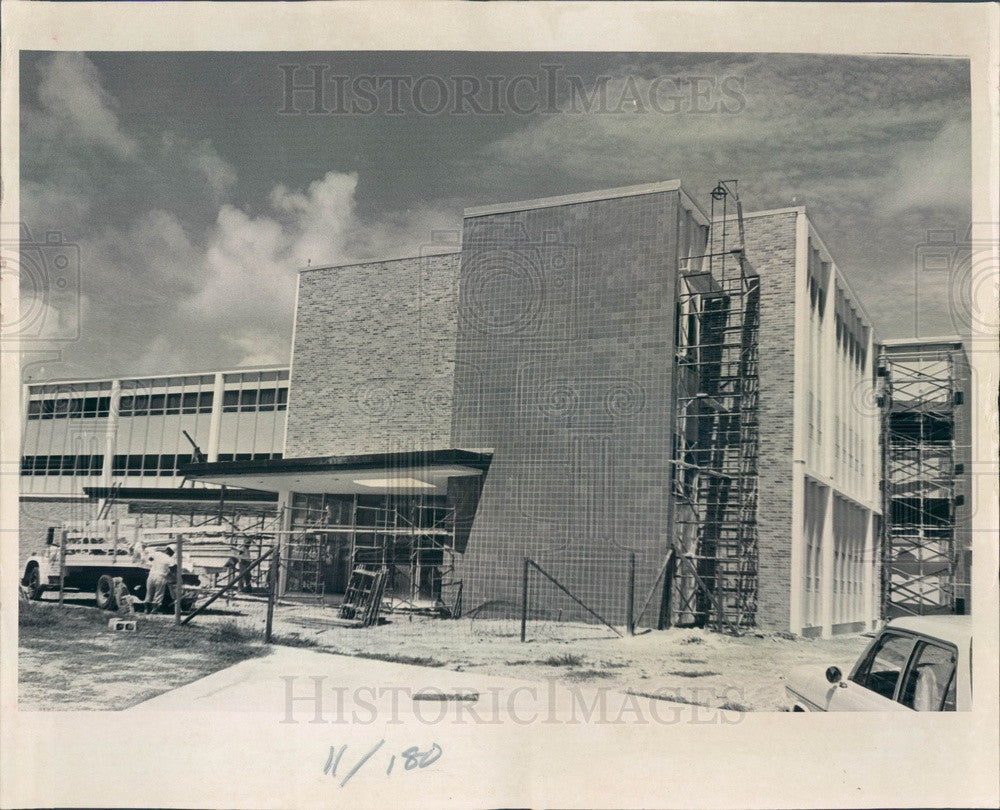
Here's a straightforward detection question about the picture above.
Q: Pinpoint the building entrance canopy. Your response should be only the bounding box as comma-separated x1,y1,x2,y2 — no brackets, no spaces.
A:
180,448,492,495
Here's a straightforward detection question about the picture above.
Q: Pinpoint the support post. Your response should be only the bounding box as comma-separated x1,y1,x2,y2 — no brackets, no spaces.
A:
626,552,635,636
174,534,184,626
58,529,67,605
265,545,277,644
520,557,529,643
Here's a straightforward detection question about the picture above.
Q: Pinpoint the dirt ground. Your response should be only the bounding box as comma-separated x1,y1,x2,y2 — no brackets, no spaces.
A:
18,599,268,710
104,591,872,712
22,591,872,711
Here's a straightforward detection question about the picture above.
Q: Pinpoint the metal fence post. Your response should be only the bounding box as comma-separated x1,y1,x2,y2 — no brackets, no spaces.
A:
265,543,277,644
174,534,184,626
58,529,67,605
626,552,635,636
520,557,529,643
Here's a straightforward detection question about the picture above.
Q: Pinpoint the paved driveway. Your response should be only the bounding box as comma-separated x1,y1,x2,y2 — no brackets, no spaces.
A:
131,645,710,727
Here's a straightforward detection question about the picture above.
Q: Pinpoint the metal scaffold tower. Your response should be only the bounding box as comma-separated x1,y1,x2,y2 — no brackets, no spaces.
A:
671,180,761,633
879,349,960,616
285,495,459,616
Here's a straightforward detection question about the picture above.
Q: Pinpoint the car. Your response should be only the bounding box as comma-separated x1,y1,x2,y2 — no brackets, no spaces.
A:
785,615,971,712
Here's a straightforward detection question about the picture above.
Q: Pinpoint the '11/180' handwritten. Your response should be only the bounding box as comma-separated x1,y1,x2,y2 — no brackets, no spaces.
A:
323,740,443,787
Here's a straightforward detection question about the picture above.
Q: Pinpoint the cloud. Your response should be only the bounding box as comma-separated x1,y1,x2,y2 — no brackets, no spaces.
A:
885,119,971,214
162,133,238,200
80,170,452,375
21,53,239,238
471,54,971,340
32,52,137,159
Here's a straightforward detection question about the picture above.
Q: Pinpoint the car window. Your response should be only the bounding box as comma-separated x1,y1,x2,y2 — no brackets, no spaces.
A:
899,641,958,712
851,633,916,700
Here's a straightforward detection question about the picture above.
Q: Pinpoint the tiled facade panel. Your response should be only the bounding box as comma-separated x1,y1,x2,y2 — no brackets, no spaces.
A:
736,213,799,631
285,253,459,458
452,191,682,626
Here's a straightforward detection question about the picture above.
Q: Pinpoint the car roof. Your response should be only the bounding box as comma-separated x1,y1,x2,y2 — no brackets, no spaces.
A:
887,614,972,645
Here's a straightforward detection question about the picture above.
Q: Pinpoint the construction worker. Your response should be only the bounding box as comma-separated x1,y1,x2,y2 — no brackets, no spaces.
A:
145,546,174,614
237,539,253,593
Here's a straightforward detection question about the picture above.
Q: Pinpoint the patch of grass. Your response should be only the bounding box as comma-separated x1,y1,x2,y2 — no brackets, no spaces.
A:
667,670,719,678
625,689,707,707
18,604,65,630
18,602,268,710
720,701,751,712
677,657,707,664
679,635,706,645
206,620,261,645
540,653,584,667
272,633,319,648
353,651,445,668
564,668,614,682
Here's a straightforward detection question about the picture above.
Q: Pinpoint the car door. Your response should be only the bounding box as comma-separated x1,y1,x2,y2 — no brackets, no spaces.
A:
896,639,959,711
823,631,918,711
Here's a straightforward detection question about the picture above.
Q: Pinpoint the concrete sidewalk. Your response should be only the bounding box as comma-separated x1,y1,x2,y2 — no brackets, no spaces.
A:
131,645,706,725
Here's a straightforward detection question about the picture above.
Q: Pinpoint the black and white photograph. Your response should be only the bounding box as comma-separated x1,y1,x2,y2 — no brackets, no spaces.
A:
1,2,997,808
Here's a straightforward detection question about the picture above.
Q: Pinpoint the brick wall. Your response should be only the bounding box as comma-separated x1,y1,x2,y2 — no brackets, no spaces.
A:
452,190,683,626
739,212,799,631
284,253,460,458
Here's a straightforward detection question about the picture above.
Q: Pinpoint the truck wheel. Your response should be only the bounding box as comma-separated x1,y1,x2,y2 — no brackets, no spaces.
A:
95,575,117,611
22,564,44,600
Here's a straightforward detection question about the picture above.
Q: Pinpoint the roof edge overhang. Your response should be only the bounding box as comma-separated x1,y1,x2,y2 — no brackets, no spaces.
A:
82,487,279,503
181,448,493,480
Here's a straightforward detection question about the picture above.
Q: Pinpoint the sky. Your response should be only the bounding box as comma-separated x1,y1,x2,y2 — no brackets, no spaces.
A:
18,51,971,382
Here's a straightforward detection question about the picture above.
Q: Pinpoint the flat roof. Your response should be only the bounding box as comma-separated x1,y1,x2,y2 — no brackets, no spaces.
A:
299,248,461,275
181,448,493,496
83,487,278,503
880,335,966,348
464,179,709,224
24,365,289,390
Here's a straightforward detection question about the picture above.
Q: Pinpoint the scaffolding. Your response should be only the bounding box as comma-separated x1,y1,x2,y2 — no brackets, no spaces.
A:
284,496,459,615
879,348,960,616
671,181,760,632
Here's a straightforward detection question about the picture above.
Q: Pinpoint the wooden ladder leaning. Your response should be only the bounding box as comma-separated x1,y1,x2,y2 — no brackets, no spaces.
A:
339,565,388,627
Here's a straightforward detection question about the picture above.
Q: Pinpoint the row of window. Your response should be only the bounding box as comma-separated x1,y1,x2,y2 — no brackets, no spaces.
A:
25,388,289,420
221,388,288,413
21,455,104,476
119,391,214,416
20,452,282,476
27,397,112,420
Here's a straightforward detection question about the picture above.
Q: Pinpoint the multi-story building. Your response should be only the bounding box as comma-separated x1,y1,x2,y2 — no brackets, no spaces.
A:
184,179,884,636
19,367,289,563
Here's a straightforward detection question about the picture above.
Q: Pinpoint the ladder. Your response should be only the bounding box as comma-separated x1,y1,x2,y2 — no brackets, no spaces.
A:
339,565,388,627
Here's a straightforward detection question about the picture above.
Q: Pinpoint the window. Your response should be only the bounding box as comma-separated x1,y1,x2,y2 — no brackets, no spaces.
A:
239,389,259,412
111,454,192,477
20,455,103,476
26,396,111,420
120,390,213,417
222,387,288,413
898,642,957,712
851,633,917,701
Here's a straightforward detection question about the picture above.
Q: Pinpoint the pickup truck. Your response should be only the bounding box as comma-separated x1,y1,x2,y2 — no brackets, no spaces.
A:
785,615,971,712
21,523,201,612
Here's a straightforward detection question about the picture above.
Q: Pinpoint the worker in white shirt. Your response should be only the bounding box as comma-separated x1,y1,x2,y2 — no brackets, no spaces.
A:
145,546,175,614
